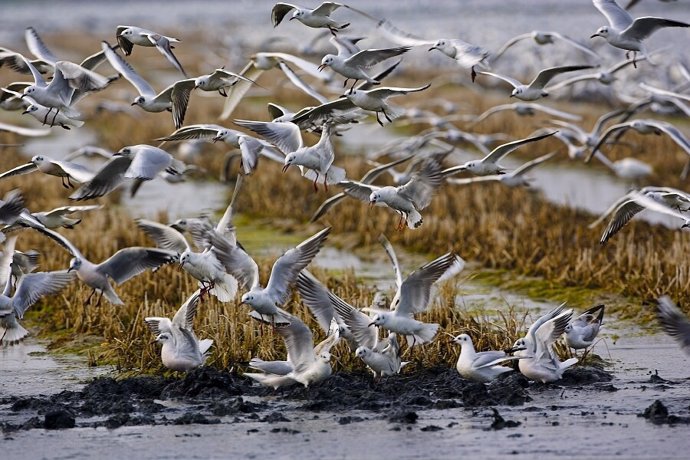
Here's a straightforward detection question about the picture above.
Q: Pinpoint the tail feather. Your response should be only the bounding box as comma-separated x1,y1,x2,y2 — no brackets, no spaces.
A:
199,338,213,356
1,322,29,346
405,208,423,229
560,357,578,372
406,322,439,346
208,274,238,302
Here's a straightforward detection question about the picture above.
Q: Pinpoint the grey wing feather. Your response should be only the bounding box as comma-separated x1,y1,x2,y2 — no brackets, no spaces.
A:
483,131,556,164
265,228,330,305
69,156,131,201
25,27,58,64
208,232,260,290
657,296,690,354
599,198,644,244
347,47,410,68
233,120,302,155
296,270,334,333
172,289,201,329
101,41,155,97
275,313,316,370
12,270,74,318
277,61,328,104
0,163,37,180
271,3,298,26
395,252,459,316
96,247,178,284
594,0,634,30
340,181,378,202
397,157,444,209
328,291,377,349
531,65,593,89
136,219,190,253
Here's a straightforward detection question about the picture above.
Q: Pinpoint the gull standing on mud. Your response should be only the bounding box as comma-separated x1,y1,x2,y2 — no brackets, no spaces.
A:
364,235,464,347
565,304,605,352
478,65,594,101
145,289,213,371
116,25,187,76
34,227,177,306
513,306,578,383
245,312,340,389
590,0,689,64
452,334,520,383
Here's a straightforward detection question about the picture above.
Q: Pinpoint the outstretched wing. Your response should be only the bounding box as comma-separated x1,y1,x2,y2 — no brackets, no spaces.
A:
96,247,178,284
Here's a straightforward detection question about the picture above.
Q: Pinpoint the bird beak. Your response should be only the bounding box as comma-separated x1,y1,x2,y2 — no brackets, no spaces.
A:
368,321,376,327
67,266,74,272
590,33,599,39
282,164,290,173
428,46,436,51
21,108,30,114
509,94,515,98
19,93,26,99
130,102,137,106
212,136,220,143
317,64,326,72
289,16,296,21
369,201,375,208
505,346,526,354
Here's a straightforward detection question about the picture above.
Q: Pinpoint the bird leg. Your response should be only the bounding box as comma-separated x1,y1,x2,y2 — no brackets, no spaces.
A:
375,111,384,127
61,176,69,189
348,79,359,94
329,26,338,36
42,107,53,125
94,290,104,307
323,172,328,192
67,176,74,189
50,108,60,127
382,109,392,123
343,78,350,88
313,172,320,193
84,289,96,306
219,88,227,97
471,66,477,83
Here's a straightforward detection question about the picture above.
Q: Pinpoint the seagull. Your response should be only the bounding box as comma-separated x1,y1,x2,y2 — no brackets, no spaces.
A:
70,144,184,200
442,131,557,176
19,94,85,129
591,151,653,181
101,42,194,129
192,68,256,96
513,306,578,383
585,119,690,163
590,187,690,244
492,30,600,63
626,0,678,10
468,102,582,126
591,0,689,64
565,304,605,351
478,65,594,101
296,270,407,377
656,296,690,355
319,46,410,91
236,228,330,323
30,205,102,229
339,155,445,229
271,2,354,33
452,334,520,383
310,154,415,222
0,155,94,188
547,55,645,92
34,226,177,306
344,84,431,126
373,18,488,81
144,289,213,371
220,51,331,119
364,235,464,347
116,25,187,76
0,269,74,346
446,152,557,188
245,311,340,389
156,124,284,175
234,120,345,191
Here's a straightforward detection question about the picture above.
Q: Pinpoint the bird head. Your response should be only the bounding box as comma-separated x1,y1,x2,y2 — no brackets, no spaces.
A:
368,313,385,327
591,27,608,39
428,39,446,52
282,153,296,172
240,292,254,306
369,191,380,207
31,155,45,165
131,95,145,106
318,55,334,72
114,146,132,157
355,346,369,358
119,28,133,37
452,333,470,345
22,104,39,115
510,87,522,98
22,86,36,98
154,332,171,344
68,257,82,272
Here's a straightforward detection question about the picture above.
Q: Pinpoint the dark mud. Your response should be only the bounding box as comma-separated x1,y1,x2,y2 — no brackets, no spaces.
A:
1,365,613,434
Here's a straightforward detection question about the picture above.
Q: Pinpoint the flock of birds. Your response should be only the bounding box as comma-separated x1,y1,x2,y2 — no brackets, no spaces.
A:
1,0,690,389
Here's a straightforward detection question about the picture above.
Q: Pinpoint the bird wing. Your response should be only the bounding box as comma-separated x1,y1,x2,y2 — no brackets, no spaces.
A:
233,119,302,155
340,181,379,202
626,17,689,41
275,312,316,371
585,122,629,162
95,247,178,285
207,231,260,291
24,27,58,65
136,219,190,253
628,191,688,222
69,155,131,201
266,228,330,305
530,65,594,90
101,41,155,97
549,31,600,60
375,19,433,47
42,205,102,219
12,270,74,318
144,317,172,336
524,305,565,354
397,157,445,209
295,270,335,334
171,289,202,329
644,119,690,155
167,79,195,129
55,61,111,92
264,52,327,80
156,124,225,142
472,350,513,369
482,130,556,164
290,98,358,130
492,33,532,61
657,296,690,354
220,60,264,120
0,235,18,292
271,3,299,27
534,309,572,360
125,145,172,180
395,252,462,317
147,33,187,77
346,47,410,68
50,160,95,183
524,103,582,121
0,122,50,137
30,226,82,258
329,290,378,349
512,151,557,177
378,234,403,289
593,0,634,30
366,84,431,99
477,70,521,89
277,61,328,104
0,162,37,181
312,1,343,16
115,26,134,55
